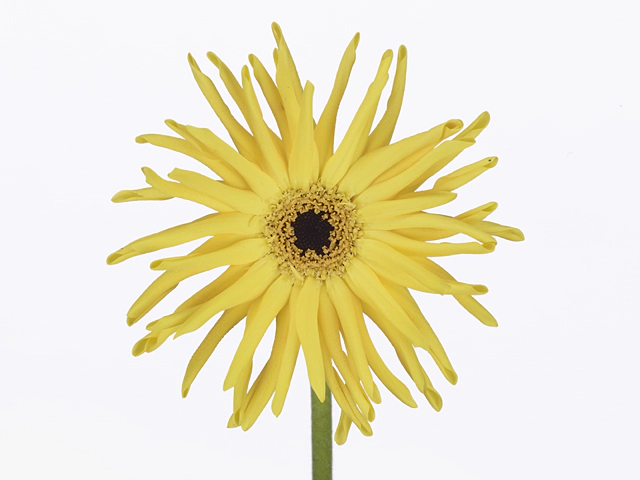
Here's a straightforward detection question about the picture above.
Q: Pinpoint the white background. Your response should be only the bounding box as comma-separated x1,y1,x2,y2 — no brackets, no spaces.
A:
1,0,638,479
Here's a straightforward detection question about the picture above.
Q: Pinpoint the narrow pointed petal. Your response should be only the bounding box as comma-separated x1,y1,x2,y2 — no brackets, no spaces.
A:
368,212,497,247
476,221,525,242
456,201,498,223
150,237,268,274
175,257,280,336
248,54,292,155
382,280,458,384
343,258,429,349
320,337,373,436
206,52,252,126
365,45,408,153
364,230,494,257
321,286,377,408
142,167,233,212
187,53,260,162
363,300,442,409
229,360,253,427
181,303,249,397
169,121,281,201
454,295,499,327
357,316,418,407
315,33,360,166
107,212,262,265
321,50,394,188
272,303,300,417
432,156,498,192
356,191,456,223
126,255,246,327
272,23,303,140
135,133,249,189
168,168,267,215
334,412,353,445
112,187,172,203
339,120,463,198
237,312,290,430
402,111,492,193
355,112,491,205
295,277,325,402
224,275,293,390
288,82,320,189
240,66,290,188
358,238,452,294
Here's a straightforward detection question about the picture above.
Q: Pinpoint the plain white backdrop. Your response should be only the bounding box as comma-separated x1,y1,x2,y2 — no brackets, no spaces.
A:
1,0,638,479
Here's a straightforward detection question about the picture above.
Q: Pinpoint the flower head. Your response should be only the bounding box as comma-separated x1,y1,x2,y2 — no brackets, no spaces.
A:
108,23,523,444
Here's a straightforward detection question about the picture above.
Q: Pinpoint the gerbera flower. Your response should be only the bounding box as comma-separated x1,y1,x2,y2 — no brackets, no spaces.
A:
108,23,523,444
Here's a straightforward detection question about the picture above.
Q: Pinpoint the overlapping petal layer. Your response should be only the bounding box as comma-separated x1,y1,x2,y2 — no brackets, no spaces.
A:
108,23,523,444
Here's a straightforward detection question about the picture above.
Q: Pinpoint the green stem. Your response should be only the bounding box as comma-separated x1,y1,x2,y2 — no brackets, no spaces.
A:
311,385,332,480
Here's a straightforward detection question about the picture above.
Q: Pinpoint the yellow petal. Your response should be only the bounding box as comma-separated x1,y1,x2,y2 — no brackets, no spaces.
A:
169,121,281,201
237,311,290,430
364,45,407,153
135,133,248,189
125,243,245,326
411,256,497,326
272,23,303,141
320,287,377,413
364,229,495,257
224,274,293,390
355,112,491,204
343,258,428,349
172,264,249,314
288,82,320,189
368,212,497,247
205,52,251,126
358,238,452,294
168,168,267,215
339,120,463,198
295,276,325,402
455,201,498,223
240,66,290,188
229,360,253,427
315,33,359,166
476,221,525,242
356,191,456,223
402,111,491,193
181,303,249,397
356,315,418,407
321,50,394,188
334,412,353,445
410,255,489,295
175,257,280,336
363,300,442,410
272,302,300,417
187,53,260,162
382,280,458,384
432,156,498,192
112,187,172,203
106,212,263,265
248,54,292,155
142,167,233,212
150,237,268,274
327,275,389,397
320,337,373,436
454,295,499,327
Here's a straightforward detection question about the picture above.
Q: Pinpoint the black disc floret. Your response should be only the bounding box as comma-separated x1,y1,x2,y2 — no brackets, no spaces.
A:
292,210,333,256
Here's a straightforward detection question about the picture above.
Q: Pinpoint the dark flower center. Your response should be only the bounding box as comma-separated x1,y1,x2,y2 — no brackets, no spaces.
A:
292,210,333,256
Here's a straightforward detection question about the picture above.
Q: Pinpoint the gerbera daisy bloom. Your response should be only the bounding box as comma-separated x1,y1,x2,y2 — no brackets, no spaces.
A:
108,23,523,445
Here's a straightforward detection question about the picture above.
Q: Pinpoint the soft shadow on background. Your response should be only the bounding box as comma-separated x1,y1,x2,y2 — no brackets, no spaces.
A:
1,1,638,479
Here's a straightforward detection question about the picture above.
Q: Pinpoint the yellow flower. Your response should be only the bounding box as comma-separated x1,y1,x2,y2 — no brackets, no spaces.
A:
108,23,523,444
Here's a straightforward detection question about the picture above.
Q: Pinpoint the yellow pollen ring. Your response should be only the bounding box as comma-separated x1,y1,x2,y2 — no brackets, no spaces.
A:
264,183,360,280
